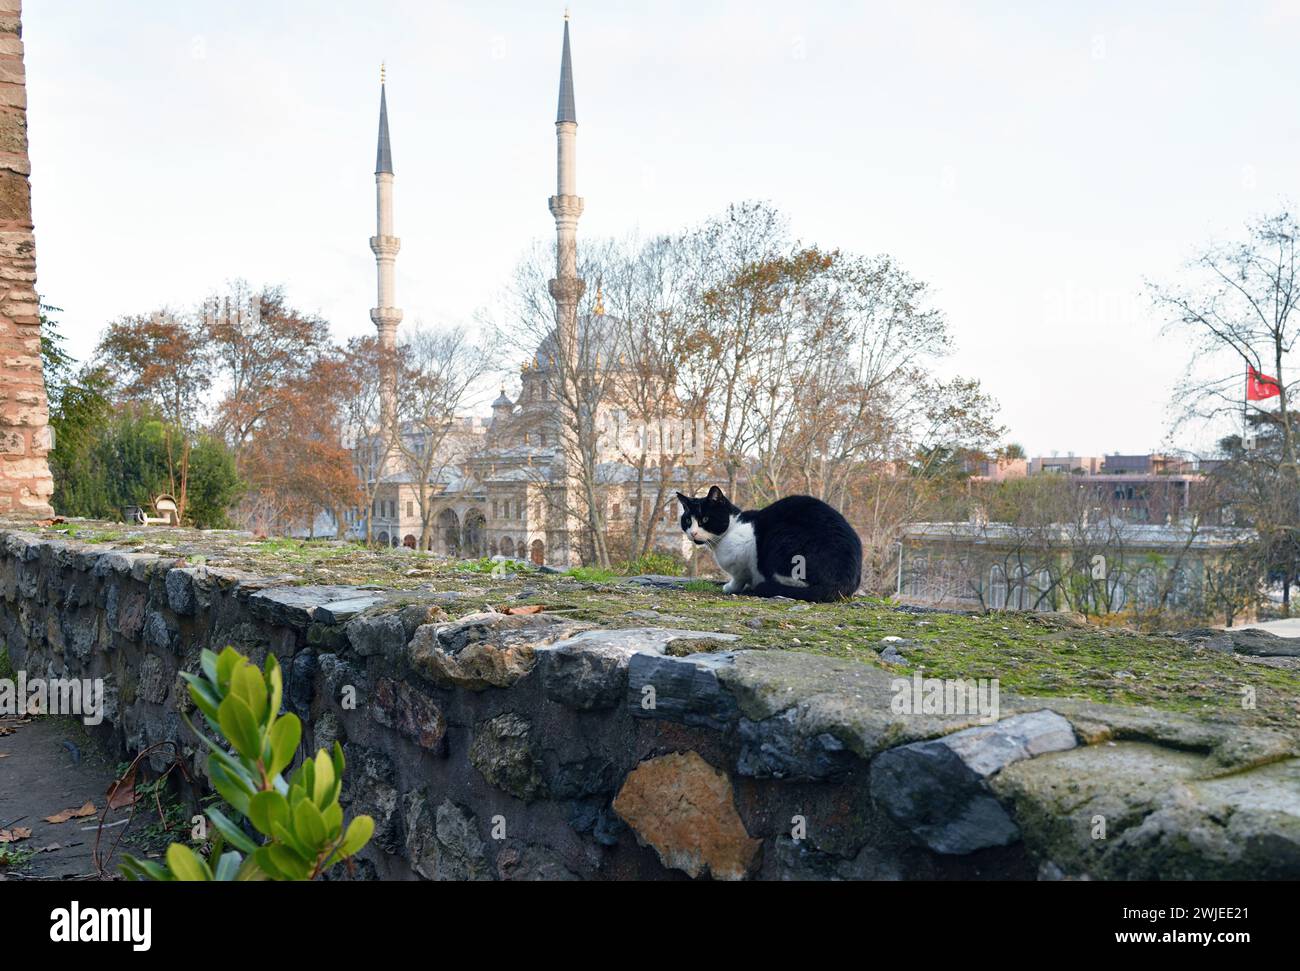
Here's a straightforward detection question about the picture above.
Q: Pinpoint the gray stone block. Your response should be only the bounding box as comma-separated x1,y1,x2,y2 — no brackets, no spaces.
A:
627,650,740,730
869,710,1077,855
537,627,738,711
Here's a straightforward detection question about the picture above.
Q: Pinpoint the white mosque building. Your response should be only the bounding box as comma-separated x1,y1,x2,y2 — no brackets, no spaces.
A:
341,16,701,567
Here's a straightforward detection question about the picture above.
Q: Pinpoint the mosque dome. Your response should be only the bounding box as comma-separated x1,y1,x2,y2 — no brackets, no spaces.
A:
530,315,625,374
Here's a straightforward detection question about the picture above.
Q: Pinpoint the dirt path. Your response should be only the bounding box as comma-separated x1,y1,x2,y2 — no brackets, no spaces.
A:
0,716,164,880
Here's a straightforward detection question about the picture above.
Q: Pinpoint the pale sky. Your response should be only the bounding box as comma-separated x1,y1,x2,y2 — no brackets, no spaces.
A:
23,1,1300,457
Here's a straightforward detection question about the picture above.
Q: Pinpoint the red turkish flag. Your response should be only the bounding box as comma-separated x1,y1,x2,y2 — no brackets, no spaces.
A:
1247,366,1282,401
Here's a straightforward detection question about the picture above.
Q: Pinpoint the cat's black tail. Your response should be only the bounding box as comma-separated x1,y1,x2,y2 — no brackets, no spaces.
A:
746,579,857,603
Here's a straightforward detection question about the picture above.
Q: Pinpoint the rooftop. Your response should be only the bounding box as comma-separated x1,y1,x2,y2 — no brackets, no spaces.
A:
904,520,1255,548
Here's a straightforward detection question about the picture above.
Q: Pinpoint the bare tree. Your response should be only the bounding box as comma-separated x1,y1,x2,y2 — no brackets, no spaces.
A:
598,234,705,560
1152,210,1300,466
703,240,1002,586
394,325,490,551
680,201,789,502
1153,210,1300,614
486,239,625,566
338,335,391,544
205,281,332,457
483,201,999,578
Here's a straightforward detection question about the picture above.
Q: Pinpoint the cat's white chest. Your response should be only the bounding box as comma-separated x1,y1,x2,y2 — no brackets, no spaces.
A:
713,518,759,586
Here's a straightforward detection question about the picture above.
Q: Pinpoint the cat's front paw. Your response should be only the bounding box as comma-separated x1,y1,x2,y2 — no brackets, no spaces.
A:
722,579,741,594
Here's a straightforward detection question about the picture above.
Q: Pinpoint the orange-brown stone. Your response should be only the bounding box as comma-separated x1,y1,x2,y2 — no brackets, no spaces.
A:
612,750,762,881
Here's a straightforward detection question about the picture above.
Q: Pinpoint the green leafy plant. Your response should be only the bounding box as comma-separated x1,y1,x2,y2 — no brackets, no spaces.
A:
565,565,620,583
120,646,373,881
683,579,724,593
619,552,686,577
0,843,37,871
455,556,506,574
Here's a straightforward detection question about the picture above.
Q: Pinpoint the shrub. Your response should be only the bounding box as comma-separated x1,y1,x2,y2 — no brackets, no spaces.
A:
120,646,373,881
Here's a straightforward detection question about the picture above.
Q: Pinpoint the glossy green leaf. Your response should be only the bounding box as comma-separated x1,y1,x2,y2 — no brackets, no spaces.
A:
271,820,314,863
213,850,242,881
209,760,253,816
267,842,311,881
293,756,314,794
215,646,242,691
322,802,343,838
268,713,301,778
217,694,261,760
166,843,212,882
183,676,222,731
293,798,328,851
119,854,173,882
338,815,374,859
247,790,290,839
236,854,270,881
311,750,335,807
205,744,259,789
230,662,268,725
199,648,218,686
252,845,290,881
267,658,283,722
206,806,259,854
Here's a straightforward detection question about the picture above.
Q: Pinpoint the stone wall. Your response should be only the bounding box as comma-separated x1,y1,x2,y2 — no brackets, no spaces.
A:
2,526,1298,880
0,1,53,519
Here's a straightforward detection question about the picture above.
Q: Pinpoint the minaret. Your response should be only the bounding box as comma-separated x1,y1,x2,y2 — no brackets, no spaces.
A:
548,12,584,367
370,65,401,450
547,12,585,565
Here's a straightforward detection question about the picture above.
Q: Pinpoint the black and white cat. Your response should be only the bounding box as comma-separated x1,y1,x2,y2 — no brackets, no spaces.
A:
676,487,862,602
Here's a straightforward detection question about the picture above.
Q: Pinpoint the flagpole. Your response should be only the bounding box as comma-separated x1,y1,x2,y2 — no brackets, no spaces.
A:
1244,366,1249,447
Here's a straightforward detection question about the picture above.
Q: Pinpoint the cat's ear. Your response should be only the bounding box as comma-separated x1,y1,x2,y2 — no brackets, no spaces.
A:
675,492,691,507
706,485,727,503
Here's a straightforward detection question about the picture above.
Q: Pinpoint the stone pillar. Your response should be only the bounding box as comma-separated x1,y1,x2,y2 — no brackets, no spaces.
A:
0,0,53,519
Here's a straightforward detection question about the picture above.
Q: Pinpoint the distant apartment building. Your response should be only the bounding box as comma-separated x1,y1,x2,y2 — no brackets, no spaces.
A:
967,456,1028,481
1028,455,1105,475
967,451,1213,524
897,520,1253,616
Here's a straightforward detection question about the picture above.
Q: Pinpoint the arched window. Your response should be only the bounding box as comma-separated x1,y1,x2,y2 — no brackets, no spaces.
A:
437,509,460,555
1032,570,1052,610
906,554,927,598
989,565,1008,610
1134,568,1159,609
1109,575,1126,610
1169,566,1192,607
462,510,487,558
